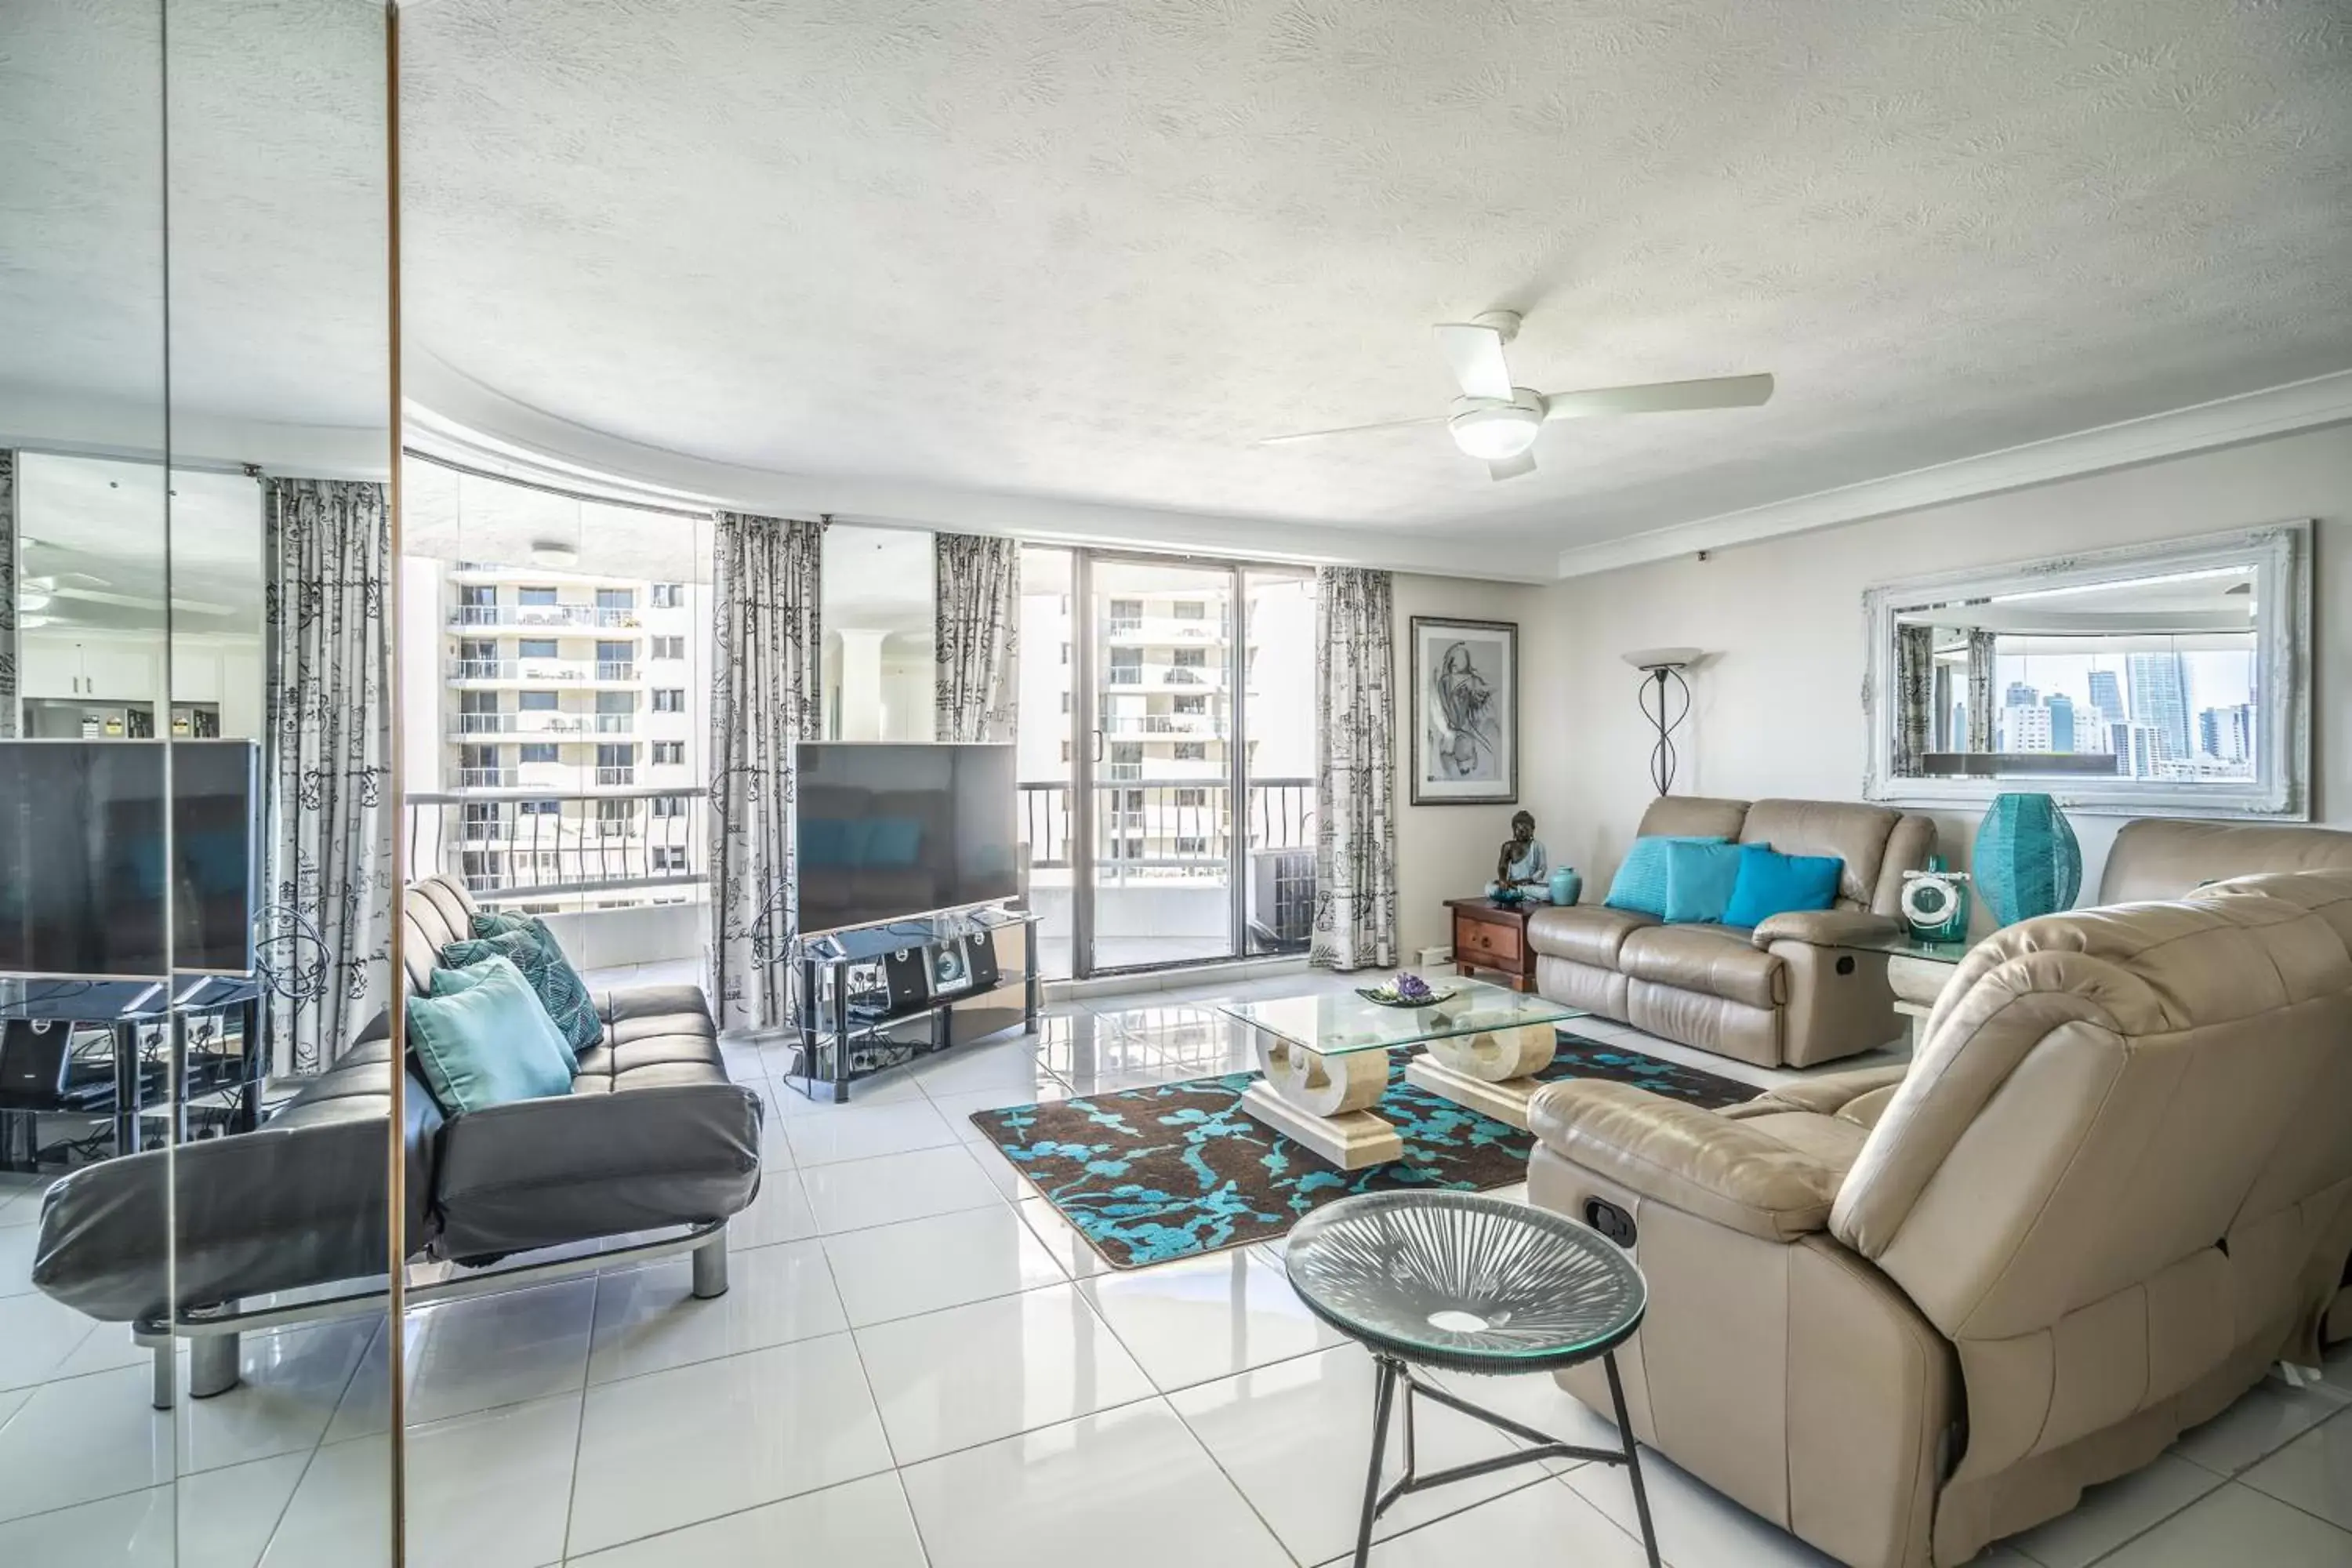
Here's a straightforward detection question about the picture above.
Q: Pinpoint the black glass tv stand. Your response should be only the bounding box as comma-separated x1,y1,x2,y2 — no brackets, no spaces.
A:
784,905,1040,1103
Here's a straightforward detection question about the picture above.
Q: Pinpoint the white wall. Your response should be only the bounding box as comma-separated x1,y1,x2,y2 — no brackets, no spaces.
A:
1388,572,1548,958
1521,426,2351,924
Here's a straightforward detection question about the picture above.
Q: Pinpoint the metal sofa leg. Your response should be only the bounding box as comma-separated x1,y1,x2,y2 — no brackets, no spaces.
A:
151,1342,176,1410
189,1333,241,1399
691,1229,729,1300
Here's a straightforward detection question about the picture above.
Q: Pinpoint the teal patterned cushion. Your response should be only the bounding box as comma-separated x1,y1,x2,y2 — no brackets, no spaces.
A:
408,957,575,1114
441,916,601,1065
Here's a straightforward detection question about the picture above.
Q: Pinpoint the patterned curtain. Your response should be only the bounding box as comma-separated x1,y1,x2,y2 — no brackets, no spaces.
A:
1311,567,1399,971
1965,629,1997,751
707,512,825,1033
933,532,1021,742
1893,622,1933,772
263,477,394,1074
0,452,16,739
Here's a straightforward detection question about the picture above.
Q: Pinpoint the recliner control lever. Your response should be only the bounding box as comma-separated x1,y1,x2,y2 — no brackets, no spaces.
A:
1585,1199,1637,1249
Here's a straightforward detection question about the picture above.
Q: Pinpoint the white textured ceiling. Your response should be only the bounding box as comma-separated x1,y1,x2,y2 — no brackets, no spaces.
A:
400,0,2352,545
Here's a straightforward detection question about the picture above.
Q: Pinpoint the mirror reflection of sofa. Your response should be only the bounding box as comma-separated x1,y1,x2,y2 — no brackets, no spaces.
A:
29,874,760,1407
796,783,954,932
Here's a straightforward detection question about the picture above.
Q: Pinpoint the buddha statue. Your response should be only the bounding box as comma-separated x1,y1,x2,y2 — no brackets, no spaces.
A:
1486,810,1551,902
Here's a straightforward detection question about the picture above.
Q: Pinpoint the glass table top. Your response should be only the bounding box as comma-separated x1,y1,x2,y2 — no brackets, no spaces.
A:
1284,1191,1646,1371
1214,975,1585,1057
1853,932,1974,965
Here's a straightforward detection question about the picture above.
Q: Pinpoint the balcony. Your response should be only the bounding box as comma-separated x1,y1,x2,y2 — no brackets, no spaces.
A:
1102,615,1232,646
446,657,643,686
412,789,705,898
448,712,637,739
1100,711,1220,737
456,767,517,788
1105,662,1223,690
448,604,646,631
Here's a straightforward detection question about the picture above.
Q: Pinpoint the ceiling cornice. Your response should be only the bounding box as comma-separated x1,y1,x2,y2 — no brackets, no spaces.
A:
1553,369,2352,579
405,352,1560,583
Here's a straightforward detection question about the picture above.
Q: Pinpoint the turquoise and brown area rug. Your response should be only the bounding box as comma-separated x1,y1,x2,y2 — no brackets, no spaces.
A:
969,1033,1758,1269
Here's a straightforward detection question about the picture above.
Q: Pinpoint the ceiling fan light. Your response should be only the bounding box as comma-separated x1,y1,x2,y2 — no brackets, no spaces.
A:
1449,402,1543,460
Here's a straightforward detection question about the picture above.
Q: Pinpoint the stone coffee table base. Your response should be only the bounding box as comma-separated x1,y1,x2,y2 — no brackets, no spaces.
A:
1402,1022,1559,1132
1239,1021,1564,1167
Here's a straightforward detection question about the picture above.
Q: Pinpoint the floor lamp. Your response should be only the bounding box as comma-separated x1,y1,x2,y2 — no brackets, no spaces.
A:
1623,648,1704,795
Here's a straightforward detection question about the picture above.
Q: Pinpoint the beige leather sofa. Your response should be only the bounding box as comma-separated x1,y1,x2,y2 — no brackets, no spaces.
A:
1526,797,1935,1067
1526,869,2352,1568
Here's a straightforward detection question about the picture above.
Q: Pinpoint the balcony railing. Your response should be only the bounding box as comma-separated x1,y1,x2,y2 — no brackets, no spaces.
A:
448,604,644,630
1100,712,1220,737
1018,777,1312,875
446,657,642,683
451,713,637,738
1105,663,1222,688
410,788,707,901
456,767,517,788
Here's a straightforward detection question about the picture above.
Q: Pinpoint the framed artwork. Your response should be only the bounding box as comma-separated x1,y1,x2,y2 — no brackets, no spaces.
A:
1410,615,1518,805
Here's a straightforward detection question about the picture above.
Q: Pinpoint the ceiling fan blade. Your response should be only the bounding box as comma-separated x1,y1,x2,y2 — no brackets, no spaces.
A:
1539,372,1775,420
1434,322,1515,401
1258,414,1450,447
1486,452,1537,481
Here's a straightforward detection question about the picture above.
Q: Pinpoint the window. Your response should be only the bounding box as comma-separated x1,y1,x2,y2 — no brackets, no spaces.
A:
595,798,633,836
597,588,635,611
1108,648,1142,684
1173,742,1207,760
1173,695,1206,715
517,638,559,660
652,740,685,765
652,688,686,713
1109,598,1142,633
458,638,496,662
595,639,631,662
518,586,558,607
596,743,633,769
595,691,634,713
1173,601,1204,620
1060,641,1070,666
520,797,561,815
651,583,684,608
651,635,684,659
1174,787,1207,808
651,846,689,873
650,794,688,818
1175,836,1209,855
1060,691,1070,714
1059,740,1070,763
1172,648,1206,667
458,584,496,608
517,690,558,711
518,742,558,764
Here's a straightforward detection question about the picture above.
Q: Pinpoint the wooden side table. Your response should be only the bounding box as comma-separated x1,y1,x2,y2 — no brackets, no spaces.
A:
1445,897,1540,993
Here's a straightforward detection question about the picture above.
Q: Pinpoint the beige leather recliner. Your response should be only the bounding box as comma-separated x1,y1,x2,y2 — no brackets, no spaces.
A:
1526,796,1936,1068
1526,870,2352,1568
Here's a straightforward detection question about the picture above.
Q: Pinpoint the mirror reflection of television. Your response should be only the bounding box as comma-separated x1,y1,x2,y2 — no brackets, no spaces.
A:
0,739,260,978
794,742,1017,936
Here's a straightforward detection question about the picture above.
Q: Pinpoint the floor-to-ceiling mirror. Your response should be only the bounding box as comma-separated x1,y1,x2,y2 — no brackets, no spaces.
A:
0,2,400,1562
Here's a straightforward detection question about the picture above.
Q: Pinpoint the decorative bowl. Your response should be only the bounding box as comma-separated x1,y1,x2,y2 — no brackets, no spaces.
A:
1356,975,1457,1008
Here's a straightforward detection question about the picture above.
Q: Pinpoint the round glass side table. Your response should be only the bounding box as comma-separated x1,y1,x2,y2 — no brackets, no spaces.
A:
1284,1190,1661,1568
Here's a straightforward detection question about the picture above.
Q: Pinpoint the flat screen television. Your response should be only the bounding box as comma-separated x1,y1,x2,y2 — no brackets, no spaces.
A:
0,739,260,978
794,742,1018,937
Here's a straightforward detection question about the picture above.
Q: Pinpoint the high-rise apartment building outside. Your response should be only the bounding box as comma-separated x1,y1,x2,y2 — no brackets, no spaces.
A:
2086,670,2125,728
2125,652,2192,763
410,561,710,913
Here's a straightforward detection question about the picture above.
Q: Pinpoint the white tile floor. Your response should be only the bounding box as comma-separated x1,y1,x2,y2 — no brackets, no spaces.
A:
1,972,2347,1566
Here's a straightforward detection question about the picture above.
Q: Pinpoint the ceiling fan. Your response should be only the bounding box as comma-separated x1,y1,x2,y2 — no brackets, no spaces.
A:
1260,311,1774,481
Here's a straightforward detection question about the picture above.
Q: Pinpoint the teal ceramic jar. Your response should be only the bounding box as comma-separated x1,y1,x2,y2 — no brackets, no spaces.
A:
1548,866,1582,907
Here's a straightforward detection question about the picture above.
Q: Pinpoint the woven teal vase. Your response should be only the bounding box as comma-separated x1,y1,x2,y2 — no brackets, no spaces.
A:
1973,793,2082,926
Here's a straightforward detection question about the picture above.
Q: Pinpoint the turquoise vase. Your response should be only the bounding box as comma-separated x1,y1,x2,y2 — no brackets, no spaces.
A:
1548,867,1582,907
1973,793,2081,926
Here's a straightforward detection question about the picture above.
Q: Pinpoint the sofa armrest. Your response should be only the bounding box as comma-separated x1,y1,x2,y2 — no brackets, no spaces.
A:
1749,909,1901,950
1721,1065,1910,1122
1528,1079,1847,1243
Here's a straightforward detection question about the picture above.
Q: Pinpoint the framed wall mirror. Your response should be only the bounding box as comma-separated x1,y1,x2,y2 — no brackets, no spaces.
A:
1861,523,2311,818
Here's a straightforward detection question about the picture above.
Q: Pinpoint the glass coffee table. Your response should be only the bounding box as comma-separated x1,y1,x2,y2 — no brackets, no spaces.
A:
1214,977,1586,1169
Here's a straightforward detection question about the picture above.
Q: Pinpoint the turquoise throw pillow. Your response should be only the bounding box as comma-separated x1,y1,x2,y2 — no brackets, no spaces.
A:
1662,840,1748,924
1721,846,1845,928
1604,836,1731,919
407,956,575,1115
444,916,601,1065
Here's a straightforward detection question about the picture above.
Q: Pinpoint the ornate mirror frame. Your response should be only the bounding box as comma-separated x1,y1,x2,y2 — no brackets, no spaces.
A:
1860,521,2311,819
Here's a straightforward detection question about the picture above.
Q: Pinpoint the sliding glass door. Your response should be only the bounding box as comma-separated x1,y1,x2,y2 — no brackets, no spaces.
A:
1080,557,1240,972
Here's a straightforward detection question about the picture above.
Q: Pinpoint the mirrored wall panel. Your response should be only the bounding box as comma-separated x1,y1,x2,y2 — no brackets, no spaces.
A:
0,1,397,1562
